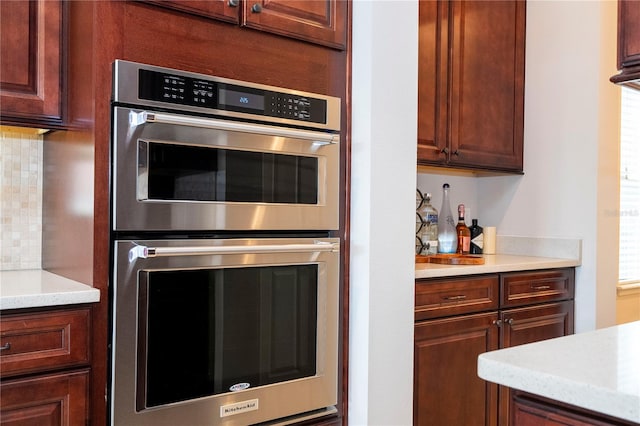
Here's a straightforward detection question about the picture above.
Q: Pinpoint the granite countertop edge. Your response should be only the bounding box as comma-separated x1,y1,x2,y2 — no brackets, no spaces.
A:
0,269,100,311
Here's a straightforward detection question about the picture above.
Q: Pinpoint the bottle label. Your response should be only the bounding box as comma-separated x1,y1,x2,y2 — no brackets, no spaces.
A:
426,213,438,224
471,233,484,249
426,240,438,255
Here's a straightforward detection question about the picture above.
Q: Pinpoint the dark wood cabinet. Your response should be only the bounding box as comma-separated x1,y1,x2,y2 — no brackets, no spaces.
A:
512,392,639,426
141,0,347,50
414,311,500,426
0,0,63,128
417,0,525,173
0,308,91,426
414,268,575,426
610,0,640,88
0,370,89,426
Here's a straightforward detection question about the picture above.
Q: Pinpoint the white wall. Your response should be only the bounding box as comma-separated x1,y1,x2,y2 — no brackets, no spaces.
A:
350,0,619,423
349,1,417,425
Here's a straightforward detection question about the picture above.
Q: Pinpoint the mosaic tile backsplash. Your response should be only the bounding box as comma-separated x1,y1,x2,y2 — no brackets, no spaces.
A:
0,130,43,270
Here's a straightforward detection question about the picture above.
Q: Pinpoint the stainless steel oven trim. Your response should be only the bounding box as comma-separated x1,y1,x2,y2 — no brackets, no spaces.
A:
110,237,340,426
113,106,340,231
113,60,341,132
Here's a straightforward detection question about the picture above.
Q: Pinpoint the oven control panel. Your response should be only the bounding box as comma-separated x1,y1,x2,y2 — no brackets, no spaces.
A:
136,69,326,125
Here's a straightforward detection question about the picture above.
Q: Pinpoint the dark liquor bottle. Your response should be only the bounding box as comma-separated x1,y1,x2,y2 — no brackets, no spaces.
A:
469,219,484,254
456,204,471,254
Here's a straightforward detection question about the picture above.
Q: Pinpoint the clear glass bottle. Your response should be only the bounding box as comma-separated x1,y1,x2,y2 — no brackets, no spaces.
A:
437,183,457,253
419,193,438,255
456,204,471,254
469,219,484,254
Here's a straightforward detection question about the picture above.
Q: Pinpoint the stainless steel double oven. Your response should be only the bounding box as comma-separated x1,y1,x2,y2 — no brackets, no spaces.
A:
109,60,341,425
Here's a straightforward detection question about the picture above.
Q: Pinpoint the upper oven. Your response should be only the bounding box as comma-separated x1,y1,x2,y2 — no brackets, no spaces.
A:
111,60,341,232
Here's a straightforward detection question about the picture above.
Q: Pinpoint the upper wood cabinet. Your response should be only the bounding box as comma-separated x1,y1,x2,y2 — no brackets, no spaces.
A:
141,0,347,50
610,0,640,89
0,0,63,128
418,0,525,173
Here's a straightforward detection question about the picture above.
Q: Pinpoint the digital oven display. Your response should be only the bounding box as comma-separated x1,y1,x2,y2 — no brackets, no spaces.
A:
218,88,265,112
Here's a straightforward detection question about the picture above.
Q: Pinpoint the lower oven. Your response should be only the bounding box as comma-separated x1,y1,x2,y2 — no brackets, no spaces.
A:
110,237,340,425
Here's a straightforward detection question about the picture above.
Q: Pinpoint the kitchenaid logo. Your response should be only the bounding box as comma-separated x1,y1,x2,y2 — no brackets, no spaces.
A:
220,399,259,418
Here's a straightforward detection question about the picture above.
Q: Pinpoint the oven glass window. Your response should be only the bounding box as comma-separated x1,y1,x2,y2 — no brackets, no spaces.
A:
144,142,318,204
139,264,318,409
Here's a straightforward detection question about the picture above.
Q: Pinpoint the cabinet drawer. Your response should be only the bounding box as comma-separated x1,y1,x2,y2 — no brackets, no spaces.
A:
0,369,89,425
500,269,575,308
0,308,91,378
415,275,499,320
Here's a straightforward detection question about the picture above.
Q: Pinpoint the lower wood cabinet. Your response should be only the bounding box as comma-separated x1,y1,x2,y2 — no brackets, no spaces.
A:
414,268,575,426
0,369,89,426
0,307,91,426
512,392,638,426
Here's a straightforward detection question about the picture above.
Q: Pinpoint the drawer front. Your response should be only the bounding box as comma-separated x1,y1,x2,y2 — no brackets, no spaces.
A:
500,268,575,308
0,308,91,377
0,369,89,425
415,275,499,320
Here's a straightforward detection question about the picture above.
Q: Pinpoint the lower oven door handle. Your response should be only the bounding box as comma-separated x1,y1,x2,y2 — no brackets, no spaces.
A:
128,241,338,261
130,110,339,144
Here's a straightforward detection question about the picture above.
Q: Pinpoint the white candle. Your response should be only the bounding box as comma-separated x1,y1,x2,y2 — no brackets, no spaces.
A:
484,227,497,254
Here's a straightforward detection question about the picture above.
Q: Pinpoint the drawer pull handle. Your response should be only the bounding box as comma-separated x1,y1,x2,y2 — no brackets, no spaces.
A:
493,319,503,327
506,318,514,325
531,285,551,291
442,295,466,301
0,342,11,351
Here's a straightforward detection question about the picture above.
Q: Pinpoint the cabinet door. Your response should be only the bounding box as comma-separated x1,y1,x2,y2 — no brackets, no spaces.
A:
448,0,525,172
0,369,89,426
140,0,239,24
417,0,449,165
617,0,640,69
0,0,63,127
414,312,499,426
242,0,347,50
140,0,347,50
498,301,575,426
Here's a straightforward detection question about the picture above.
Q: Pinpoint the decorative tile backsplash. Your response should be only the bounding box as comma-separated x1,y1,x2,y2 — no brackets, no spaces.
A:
0,130,43,270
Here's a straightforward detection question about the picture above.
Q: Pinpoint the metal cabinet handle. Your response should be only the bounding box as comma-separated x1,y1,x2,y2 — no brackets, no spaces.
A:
493,319,502,327
442,295,467,301
228,0,239,6
506,318,514,325
441,147,449,154
0,342,11,351
453,150,460,156
251,3,262,13
531,285,551,291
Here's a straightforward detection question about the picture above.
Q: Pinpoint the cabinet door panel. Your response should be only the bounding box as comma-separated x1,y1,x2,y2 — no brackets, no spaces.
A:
448,0,525,171
618,0,640,68
243,0,347,50
414,312,499,426
498,301,574,426
140,0,239,23
0,0,62,126
0,370,89,426
0,309,91,378
417,0,448,164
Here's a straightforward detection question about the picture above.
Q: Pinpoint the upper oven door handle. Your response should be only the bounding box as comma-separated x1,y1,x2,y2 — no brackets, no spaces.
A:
130,110,339,144
128,241,339,261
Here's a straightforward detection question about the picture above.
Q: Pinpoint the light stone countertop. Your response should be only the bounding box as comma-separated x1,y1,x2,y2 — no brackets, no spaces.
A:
478,321,640,423
0,269,100,310
416,254,580,279
416,235,582,279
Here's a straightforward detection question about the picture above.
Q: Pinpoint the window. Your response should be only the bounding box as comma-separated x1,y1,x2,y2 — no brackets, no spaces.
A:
619,86,640,284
